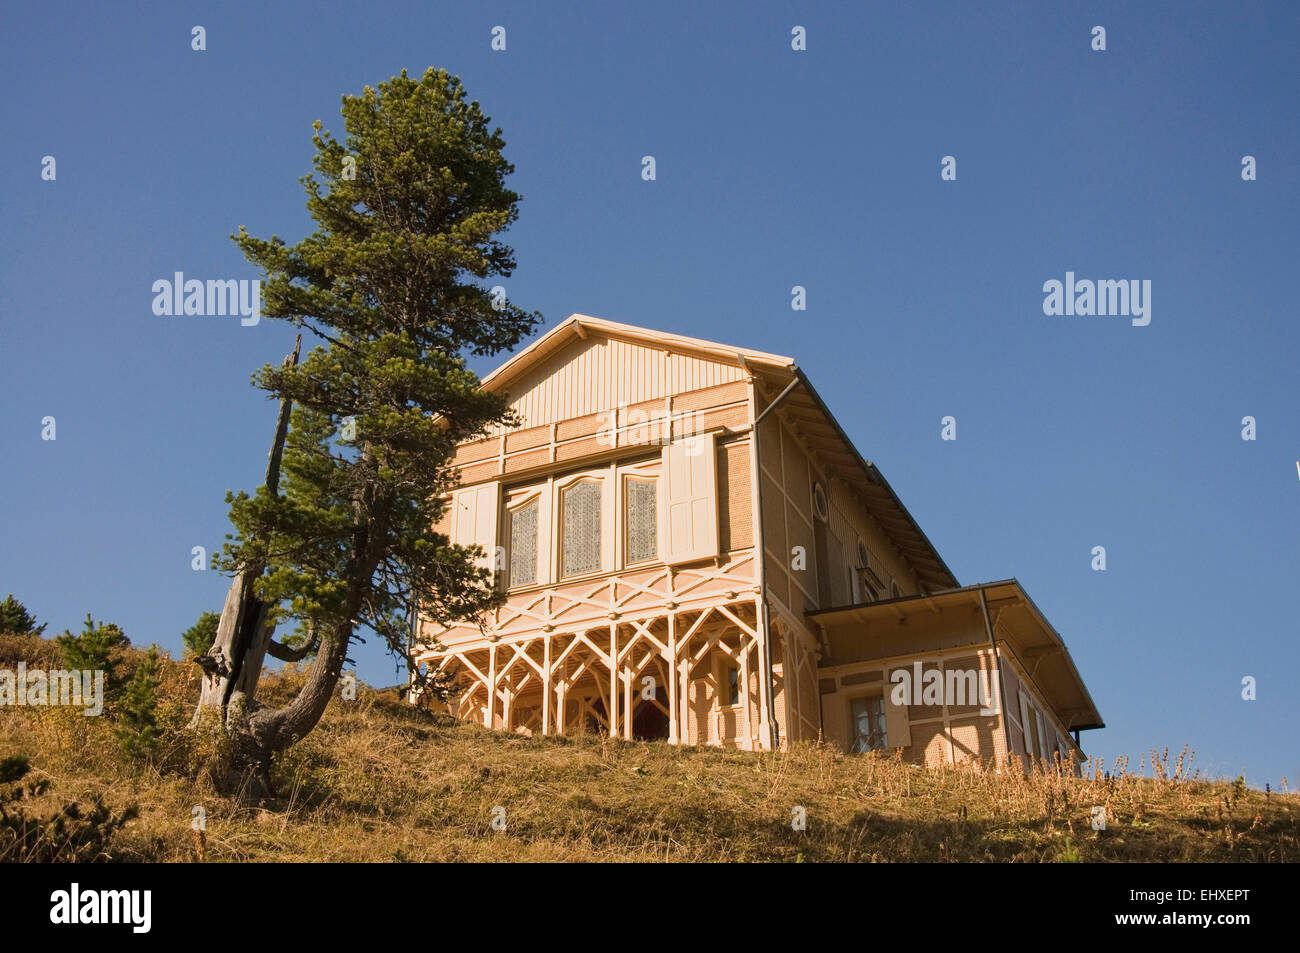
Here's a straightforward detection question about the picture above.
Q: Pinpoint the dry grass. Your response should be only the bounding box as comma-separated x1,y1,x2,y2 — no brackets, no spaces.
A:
1,644,1295,862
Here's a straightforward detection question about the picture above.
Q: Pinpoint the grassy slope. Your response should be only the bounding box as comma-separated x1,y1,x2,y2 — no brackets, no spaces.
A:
1,638,1296,862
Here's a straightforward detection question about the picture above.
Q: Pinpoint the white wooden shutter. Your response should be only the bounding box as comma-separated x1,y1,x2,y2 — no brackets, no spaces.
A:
659,433,718,565
1038,710,1051,764
883,668,912,747
452,482,500,578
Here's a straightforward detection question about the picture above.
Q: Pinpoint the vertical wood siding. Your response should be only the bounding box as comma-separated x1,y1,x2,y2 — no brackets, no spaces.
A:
491,338,746,434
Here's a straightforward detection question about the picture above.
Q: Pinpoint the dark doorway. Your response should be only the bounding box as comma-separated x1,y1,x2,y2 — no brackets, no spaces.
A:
631,693,670,740
584,696,608,735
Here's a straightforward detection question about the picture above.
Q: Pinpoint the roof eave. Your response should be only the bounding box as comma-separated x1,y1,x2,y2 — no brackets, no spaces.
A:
773,367,960,592
805,579,1103,731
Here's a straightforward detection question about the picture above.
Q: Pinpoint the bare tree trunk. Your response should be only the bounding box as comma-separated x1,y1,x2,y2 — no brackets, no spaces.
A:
191,337,301,794
243,619,351,755
221,553,379,798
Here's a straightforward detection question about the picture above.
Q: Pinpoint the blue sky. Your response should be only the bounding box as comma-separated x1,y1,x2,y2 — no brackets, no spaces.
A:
2,1,1296,787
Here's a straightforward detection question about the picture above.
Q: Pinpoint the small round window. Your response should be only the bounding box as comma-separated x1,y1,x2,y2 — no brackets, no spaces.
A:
812,481,829,522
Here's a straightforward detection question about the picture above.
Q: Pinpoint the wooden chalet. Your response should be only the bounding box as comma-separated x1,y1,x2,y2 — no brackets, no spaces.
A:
413,315,1103,767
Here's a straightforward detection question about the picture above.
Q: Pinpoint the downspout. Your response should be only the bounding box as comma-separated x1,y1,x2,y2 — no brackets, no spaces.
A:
740,355,802,751
978,587,1011,763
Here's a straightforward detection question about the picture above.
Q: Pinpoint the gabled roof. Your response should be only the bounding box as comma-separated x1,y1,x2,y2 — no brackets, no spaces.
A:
479,313,796,395
479,314,959,592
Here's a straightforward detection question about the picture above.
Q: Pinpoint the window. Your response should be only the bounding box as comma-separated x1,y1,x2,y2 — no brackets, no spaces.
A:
1024,705,1041,759
624,477,658,564
850,695,888,752
720,661,740,707
561,480,602,578
508,498,539,588
853,541,878,603
812,481,829,522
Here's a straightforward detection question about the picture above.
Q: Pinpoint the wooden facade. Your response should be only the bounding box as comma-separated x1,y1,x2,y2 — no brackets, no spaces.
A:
413,315,1103,767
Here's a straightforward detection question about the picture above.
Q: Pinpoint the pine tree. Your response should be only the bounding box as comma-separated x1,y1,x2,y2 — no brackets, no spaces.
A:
181,611,220,657
0,594,46,636
195,68,540,778
116,647,162,760
56,614,129,695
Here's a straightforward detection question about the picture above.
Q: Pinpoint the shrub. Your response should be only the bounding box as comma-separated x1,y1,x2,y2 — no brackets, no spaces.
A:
181,610,220,657
116,647,162,760
0,754,138,862
0,631,61,668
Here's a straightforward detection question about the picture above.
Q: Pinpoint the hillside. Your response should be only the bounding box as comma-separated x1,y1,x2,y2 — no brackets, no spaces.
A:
1,634,1295,863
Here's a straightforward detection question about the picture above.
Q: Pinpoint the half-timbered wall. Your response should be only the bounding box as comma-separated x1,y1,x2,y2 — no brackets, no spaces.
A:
754,397,928,747
757,409,923,622
818,645,1006,767
811,600,1084,769
1000,650,1081,770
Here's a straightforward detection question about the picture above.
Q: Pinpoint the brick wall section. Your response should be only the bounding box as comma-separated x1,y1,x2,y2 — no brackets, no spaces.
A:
718,437,753,552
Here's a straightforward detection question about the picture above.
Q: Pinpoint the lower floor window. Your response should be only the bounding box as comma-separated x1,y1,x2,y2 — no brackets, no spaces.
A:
1024,706,1041,759
717,661,740,707
850,695,888,752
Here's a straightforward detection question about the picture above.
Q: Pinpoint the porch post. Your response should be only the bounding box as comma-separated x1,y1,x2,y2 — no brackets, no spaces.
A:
608,623,619,738
623,658,634,740
485,642,496,730
678,655,691,745
740,636,753,749
667,613,679,744
754,597,773,749
541,634,552,735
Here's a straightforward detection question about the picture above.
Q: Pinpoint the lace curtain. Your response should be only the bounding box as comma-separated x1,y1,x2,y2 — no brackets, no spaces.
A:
562,481,601,577
509,500,538,587
625,479,657,563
